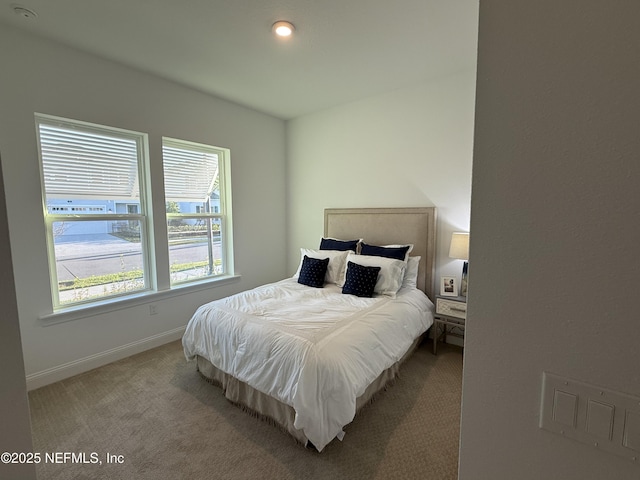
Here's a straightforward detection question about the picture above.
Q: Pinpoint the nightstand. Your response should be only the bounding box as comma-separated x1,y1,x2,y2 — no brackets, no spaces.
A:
432,295,466,354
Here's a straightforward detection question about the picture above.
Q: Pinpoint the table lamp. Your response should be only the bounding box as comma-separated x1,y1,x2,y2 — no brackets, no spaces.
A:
448,232,469,297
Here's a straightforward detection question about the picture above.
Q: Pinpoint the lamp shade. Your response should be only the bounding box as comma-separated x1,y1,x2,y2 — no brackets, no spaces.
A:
449,232,469,261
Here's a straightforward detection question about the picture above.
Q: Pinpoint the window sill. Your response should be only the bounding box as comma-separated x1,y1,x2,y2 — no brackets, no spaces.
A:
39,274,242,326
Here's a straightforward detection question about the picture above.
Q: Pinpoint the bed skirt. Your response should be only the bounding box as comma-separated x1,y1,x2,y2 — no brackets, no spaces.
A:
195,334,425,449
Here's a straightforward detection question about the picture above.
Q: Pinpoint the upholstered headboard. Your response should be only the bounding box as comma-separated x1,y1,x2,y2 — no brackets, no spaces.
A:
324,207,437,299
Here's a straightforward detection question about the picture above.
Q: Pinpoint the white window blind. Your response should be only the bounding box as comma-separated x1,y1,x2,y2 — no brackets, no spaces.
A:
162,139,219,202
38,122,140,201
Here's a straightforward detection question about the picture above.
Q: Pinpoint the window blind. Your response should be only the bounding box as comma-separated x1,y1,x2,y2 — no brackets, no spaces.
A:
38,123,140,201
162,139,219,202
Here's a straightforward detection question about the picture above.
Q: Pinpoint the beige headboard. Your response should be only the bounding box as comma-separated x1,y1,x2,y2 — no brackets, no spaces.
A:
324,207,437,300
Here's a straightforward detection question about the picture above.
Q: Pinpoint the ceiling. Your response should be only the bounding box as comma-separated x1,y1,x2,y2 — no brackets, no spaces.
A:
0,0,479,120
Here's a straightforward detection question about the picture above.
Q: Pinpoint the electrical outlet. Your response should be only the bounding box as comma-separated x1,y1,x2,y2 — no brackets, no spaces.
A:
149,304,158,315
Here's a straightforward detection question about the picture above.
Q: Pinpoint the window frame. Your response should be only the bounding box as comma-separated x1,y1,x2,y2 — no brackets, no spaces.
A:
34,114,235,317
162,136,233,286
35,113,155,310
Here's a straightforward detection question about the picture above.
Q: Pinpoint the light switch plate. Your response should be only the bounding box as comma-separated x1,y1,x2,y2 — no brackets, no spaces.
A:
540,372,640,463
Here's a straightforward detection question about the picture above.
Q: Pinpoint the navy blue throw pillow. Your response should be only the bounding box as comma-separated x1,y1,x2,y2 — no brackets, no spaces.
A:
342,261,380,298
319,237,359,252
360,242,410,261
298,255,330,288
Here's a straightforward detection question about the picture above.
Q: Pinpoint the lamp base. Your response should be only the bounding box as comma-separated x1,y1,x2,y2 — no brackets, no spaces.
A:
460,261,468,297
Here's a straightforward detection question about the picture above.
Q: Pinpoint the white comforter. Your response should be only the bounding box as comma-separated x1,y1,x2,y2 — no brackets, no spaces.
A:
182,278,434,451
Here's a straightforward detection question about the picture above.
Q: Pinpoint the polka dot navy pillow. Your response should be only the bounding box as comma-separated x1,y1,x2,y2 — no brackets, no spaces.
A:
297,255,330,288
342,261,380,298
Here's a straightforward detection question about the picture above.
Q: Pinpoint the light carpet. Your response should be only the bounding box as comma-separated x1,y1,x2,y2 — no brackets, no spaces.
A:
29,339,463,480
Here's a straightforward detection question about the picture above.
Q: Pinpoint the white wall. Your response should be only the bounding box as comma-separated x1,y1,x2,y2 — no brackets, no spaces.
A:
0,157,36,479
459,1,640,479
0,26,287,388
286,70,476,292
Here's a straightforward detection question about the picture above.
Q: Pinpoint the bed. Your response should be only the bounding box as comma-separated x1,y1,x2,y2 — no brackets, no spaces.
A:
182,207,437,451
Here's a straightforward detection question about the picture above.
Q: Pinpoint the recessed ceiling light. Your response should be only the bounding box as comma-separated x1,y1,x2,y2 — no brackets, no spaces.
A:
12,4,38,19
272,21,295,38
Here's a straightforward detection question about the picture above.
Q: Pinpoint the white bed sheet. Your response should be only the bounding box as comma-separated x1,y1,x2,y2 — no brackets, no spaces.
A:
182,278,434,451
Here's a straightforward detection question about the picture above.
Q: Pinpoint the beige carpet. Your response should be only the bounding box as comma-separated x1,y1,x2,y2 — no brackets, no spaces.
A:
29,339,463,480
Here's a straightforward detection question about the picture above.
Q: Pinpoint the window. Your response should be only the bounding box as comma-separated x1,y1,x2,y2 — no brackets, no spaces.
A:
162,137,232,285
36,114,234,312
36,114,152,308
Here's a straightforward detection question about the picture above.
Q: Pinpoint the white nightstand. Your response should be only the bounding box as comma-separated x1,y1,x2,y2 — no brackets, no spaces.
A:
433,295,467,354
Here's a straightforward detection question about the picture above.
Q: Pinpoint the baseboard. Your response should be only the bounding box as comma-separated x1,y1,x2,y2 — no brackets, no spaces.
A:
428,326,465,348
26,326,186,391
446,336,464,348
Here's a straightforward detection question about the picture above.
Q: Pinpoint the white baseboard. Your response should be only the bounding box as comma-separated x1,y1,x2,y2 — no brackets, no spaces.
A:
429,326,465,348
446,336,464,348
26,326,186,391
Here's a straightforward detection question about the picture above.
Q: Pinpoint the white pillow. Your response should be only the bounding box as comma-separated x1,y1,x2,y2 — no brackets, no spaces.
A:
402,256,421,289
341,252,406,297
294,248,349,285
